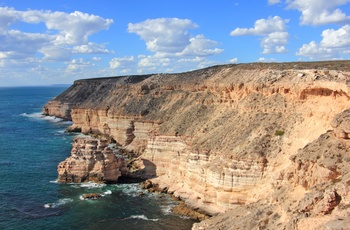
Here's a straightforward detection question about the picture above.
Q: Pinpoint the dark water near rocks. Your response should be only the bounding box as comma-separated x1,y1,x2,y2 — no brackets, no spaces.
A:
0,87,195,230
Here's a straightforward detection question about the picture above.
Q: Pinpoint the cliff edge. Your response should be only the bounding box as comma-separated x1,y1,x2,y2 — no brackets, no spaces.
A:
44,61,350,229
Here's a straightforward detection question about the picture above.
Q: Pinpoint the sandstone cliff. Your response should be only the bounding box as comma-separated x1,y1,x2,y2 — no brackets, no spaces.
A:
44,61,350,229
57,137,128,183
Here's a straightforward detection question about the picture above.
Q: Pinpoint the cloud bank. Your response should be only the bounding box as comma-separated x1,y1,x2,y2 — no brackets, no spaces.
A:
0,7,113,84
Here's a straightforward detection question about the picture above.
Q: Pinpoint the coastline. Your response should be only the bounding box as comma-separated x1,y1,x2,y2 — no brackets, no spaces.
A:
42,62,350,229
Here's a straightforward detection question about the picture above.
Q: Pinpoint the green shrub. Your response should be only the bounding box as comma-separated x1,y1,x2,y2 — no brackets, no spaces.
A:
275,130,285,136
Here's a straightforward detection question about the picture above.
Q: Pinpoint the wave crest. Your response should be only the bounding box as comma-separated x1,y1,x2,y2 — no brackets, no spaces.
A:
127,215,158,222
44,198,73,209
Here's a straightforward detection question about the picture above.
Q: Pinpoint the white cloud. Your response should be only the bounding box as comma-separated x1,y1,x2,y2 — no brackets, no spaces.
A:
230,16,288,36
261,31,289,54
286,0,350,25
40,46,72,61
109,56,136,73
296,25,350,59
66,58,91,71
72,43,113,54
45,11,113,45
179,35,223,56
229,58,239,63
128,18,197,53
320,25,350,47
92,57,102,61
230,16,289,54
0,30,52,58
125,17,223,74
0,7,113,63
128,18,222,57
296,41,334,59
257,57,277,62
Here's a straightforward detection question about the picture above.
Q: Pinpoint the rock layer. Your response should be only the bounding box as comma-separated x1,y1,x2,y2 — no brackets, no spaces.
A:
57,137,127,183
44,61,350,228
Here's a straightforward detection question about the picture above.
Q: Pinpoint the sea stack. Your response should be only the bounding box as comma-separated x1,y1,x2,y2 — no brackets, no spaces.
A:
57,137,127,183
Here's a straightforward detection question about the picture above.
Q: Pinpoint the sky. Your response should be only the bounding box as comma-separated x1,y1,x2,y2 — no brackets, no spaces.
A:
0,0,350,86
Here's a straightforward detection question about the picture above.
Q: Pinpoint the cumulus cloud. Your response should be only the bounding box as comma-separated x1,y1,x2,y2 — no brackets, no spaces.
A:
128,18,197,53
261,31,289,54
230,16,289,54
109,56,136,73
126,18,223,74
296,41,334,59
0,7,113,64
321,25,350,47
230,16,288,36
179,35,223,56
286,0,350,25
297,25,350,59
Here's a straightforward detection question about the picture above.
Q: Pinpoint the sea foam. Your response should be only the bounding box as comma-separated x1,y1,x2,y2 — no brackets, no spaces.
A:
44,198,73,209
127,215,158,222
20,112,67,123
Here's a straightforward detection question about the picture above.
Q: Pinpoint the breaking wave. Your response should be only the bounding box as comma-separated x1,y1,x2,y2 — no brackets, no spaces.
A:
44,198,73,209
20,112,73,125
126,215,158,222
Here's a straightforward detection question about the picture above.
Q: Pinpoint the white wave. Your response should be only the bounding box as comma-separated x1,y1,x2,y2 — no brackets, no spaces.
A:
160,204,176,215
115,183,144,197
61,121,73,125
49,180,58,184
20,112,65,123
44,198,73,208
56,130,66,134
41,115,63,123
127,215,158,222
103,190,112,195
20,112,44,119
79,182,106,189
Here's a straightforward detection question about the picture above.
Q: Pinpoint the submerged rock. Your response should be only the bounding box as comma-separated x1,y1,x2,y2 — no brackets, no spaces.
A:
82,193,102,200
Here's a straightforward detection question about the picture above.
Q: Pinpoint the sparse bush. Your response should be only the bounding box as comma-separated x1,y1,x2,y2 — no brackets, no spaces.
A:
275,130,285,136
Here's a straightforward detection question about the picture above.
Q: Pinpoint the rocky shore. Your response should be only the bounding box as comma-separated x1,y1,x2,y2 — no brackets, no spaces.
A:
44,61,350,229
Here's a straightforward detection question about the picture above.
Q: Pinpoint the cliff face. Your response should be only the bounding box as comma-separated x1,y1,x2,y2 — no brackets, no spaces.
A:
57,137,128,183
44,61,350,228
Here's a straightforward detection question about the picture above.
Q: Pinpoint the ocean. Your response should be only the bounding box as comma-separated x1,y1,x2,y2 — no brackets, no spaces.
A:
0,87,196,230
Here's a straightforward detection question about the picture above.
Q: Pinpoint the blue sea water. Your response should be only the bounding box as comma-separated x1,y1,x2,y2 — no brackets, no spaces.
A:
0,87,195,230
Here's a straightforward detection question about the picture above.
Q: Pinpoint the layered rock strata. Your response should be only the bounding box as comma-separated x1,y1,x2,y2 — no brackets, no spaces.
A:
44,61,350,228
57,137,127,183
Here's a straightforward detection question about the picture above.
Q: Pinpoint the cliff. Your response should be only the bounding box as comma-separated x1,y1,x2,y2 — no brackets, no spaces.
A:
44,61,350,229
57,137,128,183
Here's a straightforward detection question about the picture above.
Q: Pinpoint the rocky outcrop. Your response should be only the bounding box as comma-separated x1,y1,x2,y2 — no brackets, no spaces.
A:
57,137,127,183
44,61,350,229
194,109,350,229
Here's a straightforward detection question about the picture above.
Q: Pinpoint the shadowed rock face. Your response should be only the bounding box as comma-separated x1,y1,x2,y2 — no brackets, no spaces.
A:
44,61,350,229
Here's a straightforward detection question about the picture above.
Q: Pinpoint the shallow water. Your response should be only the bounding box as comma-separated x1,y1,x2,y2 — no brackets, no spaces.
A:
0,87,196,230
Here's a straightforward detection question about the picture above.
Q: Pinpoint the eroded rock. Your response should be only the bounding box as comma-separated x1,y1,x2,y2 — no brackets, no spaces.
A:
57,137,127,183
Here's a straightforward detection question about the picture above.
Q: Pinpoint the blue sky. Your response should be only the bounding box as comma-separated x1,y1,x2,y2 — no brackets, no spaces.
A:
1,0,350,86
